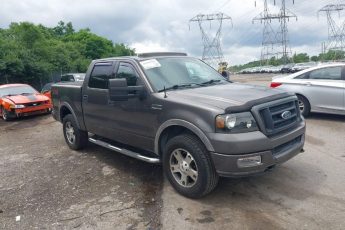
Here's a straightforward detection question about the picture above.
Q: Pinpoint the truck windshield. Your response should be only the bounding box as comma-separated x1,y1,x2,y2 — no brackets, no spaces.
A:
140,57,228,92
0,85,37,97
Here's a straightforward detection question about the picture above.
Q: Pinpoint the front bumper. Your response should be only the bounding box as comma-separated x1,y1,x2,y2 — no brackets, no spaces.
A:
209,121,306,177
14,104,52,117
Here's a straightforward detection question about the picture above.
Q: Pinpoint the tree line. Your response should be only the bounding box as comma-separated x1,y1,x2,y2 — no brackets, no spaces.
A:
0,21,134,89
230,50,345,72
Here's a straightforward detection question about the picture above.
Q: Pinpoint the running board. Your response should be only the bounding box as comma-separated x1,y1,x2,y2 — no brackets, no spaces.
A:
88,137,160,164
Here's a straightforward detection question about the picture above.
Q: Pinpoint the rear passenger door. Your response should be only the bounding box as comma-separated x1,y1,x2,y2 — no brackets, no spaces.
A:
82,61,116,135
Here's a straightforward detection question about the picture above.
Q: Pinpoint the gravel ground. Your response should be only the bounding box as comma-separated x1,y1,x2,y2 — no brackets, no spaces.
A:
0,74,344,230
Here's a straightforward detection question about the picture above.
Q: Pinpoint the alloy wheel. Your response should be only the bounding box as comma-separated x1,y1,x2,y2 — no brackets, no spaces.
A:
169,148,198,188
65,121,76,144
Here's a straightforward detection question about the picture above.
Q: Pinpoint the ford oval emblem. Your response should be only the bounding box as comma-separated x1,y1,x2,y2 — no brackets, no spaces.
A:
281,111,292,120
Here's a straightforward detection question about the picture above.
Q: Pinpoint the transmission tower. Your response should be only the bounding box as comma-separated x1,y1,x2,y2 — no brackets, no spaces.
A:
189,13,232,67
318,3,345,52
253,0,297,64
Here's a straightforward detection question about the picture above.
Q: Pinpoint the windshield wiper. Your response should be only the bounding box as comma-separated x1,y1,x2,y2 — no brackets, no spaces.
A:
200,79,222,85
158,83,194,92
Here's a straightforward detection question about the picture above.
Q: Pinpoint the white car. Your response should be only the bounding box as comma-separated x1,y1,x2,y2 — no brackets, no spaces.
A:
271,63,345,116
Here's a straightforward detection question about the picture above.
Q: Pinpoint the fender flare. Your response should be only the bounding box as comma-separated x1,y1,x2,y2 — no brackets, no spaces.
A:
154,119,215,155
59,102,81,129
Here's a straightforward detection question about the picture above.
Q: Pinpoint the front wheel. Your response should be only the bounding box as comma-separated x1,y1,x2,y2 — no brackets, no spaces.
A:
163,134,219,198
1,107,12,121
63,114,88,150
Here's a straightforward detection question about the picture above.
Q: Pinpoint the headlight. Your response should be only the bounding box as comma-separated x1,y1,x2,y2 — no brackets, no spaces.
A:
216,112,259,133
10,104,25,109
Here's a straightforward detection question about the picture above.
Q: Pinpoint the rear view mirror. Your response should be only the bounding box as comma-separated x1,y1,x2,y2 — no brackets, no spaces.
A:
109,79,145,101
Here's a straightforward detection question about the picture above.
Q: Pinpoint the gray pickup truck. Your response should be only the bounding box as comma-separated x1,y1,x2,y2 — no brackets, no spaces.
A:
52,52,305,198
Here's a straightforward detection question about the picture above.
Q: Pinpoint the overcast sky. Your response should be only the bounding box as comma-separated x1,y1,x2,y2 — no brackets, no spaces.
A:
1,0,344,65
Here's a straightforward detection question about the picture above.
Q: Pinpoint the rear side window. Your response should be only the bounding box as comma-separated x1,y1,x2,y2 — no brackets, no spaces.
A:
88,63,114,89
309,67,342,80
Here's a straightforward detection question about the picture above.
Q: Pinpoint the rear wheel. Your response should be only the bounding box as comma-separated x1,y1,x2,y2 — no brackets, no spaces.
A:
63,114,88,150
297,95,310,117
163,134,219,198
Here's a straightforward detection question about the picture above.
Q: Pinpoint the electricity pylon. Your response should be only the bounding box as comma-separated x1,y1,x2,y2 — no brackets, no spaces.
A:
318,3,345,52
189,13,232,67
253,0,297,64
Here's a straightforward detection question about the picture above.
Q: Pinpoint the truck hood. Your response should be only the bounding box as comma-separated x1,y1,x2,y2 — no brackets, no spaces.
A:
3,94,49,104
167,83,293,112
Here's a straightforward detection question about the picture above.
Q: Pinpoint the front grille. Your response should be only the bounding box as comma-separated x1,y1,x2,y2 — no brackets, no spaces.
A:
24,102,44,107
259,100,300,136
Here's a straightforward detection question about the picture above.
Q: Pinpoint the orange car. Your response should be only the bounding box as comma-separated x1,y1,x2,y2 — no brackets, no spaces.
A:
0,84,52,121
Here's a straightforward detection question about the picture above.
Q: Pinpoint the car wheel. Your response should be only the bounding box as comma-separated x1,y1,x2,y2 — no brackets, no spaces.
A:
163,133,219,198
63,114,88,150
297,95,311,117
1,107,12,121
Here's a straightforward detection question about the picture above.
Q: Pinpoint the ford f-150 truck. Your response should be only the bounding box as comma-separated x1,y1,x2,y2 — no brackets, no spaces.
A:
52,52,305,198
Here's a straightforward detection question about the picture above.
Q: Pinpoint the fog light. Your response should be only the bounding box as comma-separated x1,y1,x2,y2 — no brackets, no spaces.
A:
237,156,262,168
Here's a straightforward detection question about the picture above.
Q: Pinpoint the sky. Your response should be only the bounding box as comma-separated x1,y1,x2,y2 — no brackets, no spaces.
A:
1,0,345,65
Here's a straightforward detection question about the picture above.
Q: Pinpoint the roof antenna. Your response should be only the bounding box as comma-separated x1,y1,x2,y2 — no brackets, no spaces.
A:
163,86,167,98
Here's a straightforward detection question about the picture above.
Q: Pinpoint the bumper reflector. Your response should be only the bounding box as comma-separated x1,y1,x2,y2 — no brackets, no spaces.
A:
237,156,262,168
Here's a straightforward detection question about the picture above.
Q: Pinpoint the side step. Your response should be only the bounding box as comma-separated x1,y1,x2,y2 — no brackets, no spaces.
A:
88,137,160,164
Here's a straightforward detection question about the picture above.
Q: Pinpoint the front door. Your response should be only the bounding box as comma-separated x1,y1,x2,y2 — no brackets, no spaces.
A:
107,62,156,151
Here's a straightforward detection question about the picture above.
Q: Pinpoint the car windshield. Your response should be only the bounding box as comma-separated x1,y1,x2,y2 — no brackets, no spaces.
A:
140,57,228,92
0,85,37,97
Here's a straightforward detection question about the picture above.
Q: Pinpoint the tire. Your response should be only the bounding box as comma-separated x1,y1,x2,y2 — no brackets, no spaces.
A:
63,114,88,150
1,107,12,121
297,95,311,117
163,133,219,198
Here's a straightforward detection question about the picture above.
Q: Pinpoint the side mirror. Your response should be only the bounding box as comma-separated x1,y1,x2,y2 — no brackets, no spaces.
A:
108,78,145,101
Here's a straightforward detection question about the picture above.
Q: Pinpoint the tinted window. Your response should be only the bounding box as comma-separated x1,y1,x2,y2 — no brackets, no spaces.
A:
116,64,138,86
309,67,342,80
61,75,74,82
88,63,114,89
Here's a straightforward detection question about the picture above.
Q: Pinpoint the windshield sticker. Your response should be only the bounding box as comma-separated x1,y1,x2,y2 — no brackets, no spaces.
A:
140,59,161,69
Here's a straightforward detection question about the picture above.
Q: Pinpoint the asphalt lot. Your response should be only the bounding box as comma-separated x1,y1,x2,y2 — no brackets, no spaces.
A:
1,74,345,229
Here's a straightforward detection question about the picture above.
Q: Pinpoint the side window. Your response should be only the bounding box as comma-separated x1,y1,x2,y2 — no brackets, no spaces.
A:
116,64,139,86
309,67,342,80
294,73,309,79
61,75,69,81
88,63,114,89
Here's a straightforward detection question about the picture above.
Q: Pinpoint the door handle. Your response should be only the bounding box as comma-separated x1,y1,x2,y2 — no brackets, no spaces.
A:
305,82,312,86
83,95,88,101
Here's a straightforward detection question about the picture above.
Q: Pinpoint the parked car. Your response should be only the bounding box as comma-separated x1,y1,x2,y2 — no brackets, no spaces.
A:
281,64,295,73
41,74,86,100
61,73,86,82
0,84,52,121
52,52,305,198
271,63,345,116
291,62,317,73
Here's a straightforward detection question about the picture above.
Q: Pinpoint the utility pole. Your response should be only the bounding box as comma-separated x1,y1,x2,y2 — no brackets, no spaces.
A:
189,13,232,68
253,0,297,64
318,3,345,53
